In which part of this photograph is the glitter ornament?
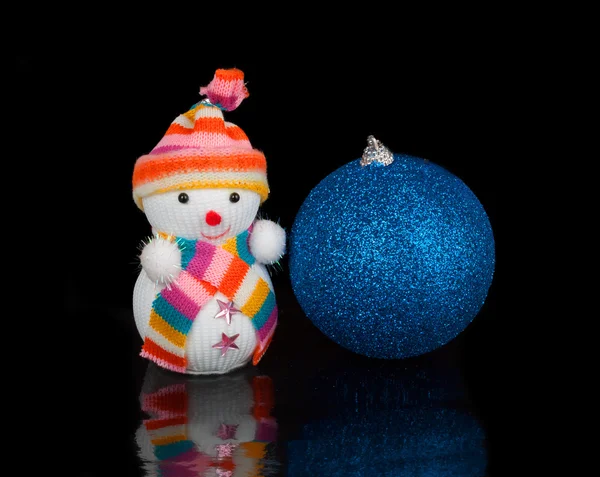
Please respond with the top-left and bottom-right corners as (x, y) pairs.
(289, 137), (495, 359)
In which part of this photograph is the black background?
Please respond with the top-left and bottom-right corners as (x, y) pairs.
(20, 19), (507, 476)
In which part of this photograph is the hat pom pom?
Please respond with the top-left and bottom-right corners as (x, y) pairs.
(199, 68), (249, 111)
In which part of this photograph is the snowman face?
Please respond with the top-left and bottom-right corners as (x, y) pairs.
(142, 188), (261, 242)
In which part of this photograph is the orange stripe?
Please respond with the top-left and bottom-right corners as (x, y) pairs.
(201, 279), (217, 296)
(253, 332), (275, 365)
(192, 117), (226, 133)
(133, 152), (266, 186)
(211, 459), (235, 471)
(164, 117), (228, 135)
(142, 338), (186, 369)
(164, 123), (193, 135)
(214, 68), (245, 81)
(219, 256), (250, 299)
(240, 441), (267, 458)
(225, 124), (249, 141)
(144, 416), (186, 430)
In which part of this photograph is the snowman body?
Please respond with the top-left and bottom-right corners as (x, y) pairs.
(133, 188), (282, 375)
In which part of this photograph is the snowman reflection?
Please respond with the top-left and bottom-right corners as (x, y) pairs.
(136, 364), (278, 477)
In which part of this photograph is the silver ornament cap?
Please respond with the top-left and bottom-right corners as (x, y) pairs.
(360, 135), (394, 167)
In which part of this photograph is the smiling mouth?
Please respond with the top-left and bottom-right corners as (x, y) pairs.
(201, 226), (231, 240)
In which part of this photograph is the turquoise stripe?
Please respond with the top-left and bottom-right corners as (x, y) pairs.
(176, 237), (197, 269)
(152, 295), (193, 335)
(236, 230), (255, 266)
(154, 440), (195, 460)
(253, 291), (276, 330)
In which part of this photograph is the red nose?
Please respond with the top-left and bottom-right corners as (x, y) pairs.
(205, 210), (222, 226)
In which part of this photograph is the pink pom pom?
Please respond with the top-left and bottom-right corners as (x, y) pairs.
(199, 68), (249, 111)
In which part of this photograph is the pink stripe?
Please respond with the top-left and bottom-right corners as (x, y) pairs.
(153, 132), (251, 150)
(140, 350), (186, 373)
(202, 247), (234, 288)
(258, 306), (278, 341)
(205, 92), (242, 112)
(161, 284), (201, 320)
(186, 242), (215, 280)
(176, 272), (213, 307)
(150, 145), (193, 154)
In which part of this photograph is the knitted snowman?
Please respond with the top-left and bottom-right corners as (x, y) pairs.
(132, 69), (285, 375)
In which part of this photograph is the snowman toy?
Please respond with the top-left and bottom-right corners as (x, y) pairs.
(132, 69), (286, 375)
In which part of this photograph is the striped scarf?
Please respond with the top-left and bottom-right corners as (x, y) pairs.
(141, 227), (278, 373)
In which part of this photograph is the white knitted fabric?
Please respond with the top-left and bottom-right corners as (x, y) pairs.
(142, 188), (261, 242)
(133, 188), (281, 375)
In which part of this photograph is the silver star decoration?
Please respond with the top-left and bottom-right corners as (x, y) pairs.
(360, 135), (394, 166)
(214, 299), (241, 325)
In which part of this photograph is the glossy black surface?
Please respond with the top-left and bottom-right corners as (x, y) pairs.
(35, 32), (505, 475)
(65, 268), (501, 476)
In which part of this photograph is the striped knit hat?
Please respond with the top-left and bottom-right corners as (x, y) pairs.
(133, 68), (268, 210)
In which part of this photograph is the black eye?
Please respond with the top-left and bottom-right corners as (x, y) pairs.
(178, 193), (189, 204)
(229, 192), (240, 203)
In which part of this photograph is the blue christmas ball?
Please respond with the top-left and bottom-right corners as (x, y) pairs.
(289, 151), (495, 359)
